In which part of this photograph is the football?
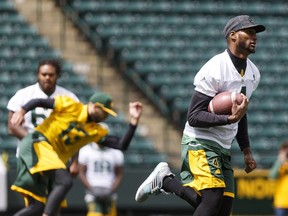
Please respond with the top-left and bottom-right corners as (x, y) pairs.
(208, 91), (243, 115)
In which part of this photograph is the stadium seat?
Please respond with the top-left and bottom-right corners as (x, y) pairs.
(61, 0), (288, 169)
(0, 0), (170, 171)
(0, 1), (15, 12)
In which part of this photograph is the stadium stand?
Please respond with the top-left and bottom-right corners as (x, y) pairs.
(58, 0), (288, 169)
(2, 0), (288, 215)
(0, 0), (166, 170)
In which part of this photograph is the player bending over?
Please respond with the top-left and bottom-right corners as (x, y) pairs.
(10, 92), (143, 216)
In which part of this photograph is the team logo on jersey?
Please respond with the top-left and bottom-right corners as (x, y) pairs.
(212, 158), (220, 168)
(215, 169), (221, 175)
(212, 158), (221, 175)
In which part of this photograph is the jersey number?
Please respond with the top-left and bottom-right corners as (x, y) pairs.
(59, 122), (88, 145)
(94, 160), (112, 174)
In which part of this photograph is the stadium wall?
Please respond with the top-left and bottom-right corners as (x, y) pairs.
(2, 167), (274, 215)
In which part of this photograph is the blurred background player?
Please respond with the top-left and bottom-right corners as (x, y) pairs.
(135, 15), (265, 216)
(269, 141), (288, 216)
(10, 92), (142, 216)
(6, 59), (79, 215)
(7, 58), (79, 157)
(78, 127), (124, 216)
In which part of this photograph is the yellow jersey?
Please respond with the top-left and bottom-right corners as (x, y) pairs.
(35, 96), (109, 163)
(273, 162), (288, 208)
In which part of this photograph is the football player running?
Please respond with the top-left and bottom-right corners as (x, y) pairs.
(135, 15), (265, 216)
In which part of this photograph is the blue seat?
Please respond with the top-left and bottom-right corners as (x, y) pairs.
(0, 1), (15, 12)
(62, 0), (288, 169)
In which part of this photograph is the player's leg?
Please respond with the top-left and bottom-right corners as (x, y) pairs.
(95, 195), (116, 216)
(11, 136), (48, 216)
(162, 174), (201, 208)
(192, 188), (224, 216)
(109, 199), (117, 216)
(181, 138), (228, 215)
(43, 169), (73, 216)
(216, 153), (235, 216)
(216, 195), (233, 216)
(84, 193), (114, 216)
(135, 136), (204, 208)
(135, 162), (172, 202)
(135, 162), (201, 208)
(13, 196), (45, 216)
(85, 200), (106, 216)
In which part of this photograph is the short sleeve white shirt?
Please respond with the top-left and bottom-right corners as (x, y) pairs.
(78, 143), (124, 188)
(7, 83), (79, 132)
(183, 50), (260, 149)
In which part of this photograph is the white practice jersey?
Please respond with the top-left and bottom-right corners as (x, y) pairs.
(7, 82), (79, 132)
(184, 50), (260, 149)
(78, 143), (124, 189)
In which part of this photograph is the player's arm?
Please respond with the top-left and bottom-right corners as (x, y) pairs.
(236, 114), (250, 150)
(269, 156), (283, 179)
(100, 124), (137, 150)
(78, 163), (91, 189)
(236, 115), (257, 173)
(10, 98), (54, 126)
(187, 90), (230, 127)
(7, 110), (28, 139)
(111, 164), (123, 193)
(69, 152), (80, 177)
(100, 101), (143, 150)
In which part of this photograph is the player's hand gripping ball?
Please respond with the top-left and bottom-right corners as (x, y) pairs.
(208, 92), (243, 115)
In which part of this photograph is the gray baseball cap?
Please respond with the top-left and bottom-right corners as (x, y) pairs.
(223, 15), (265, 38)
